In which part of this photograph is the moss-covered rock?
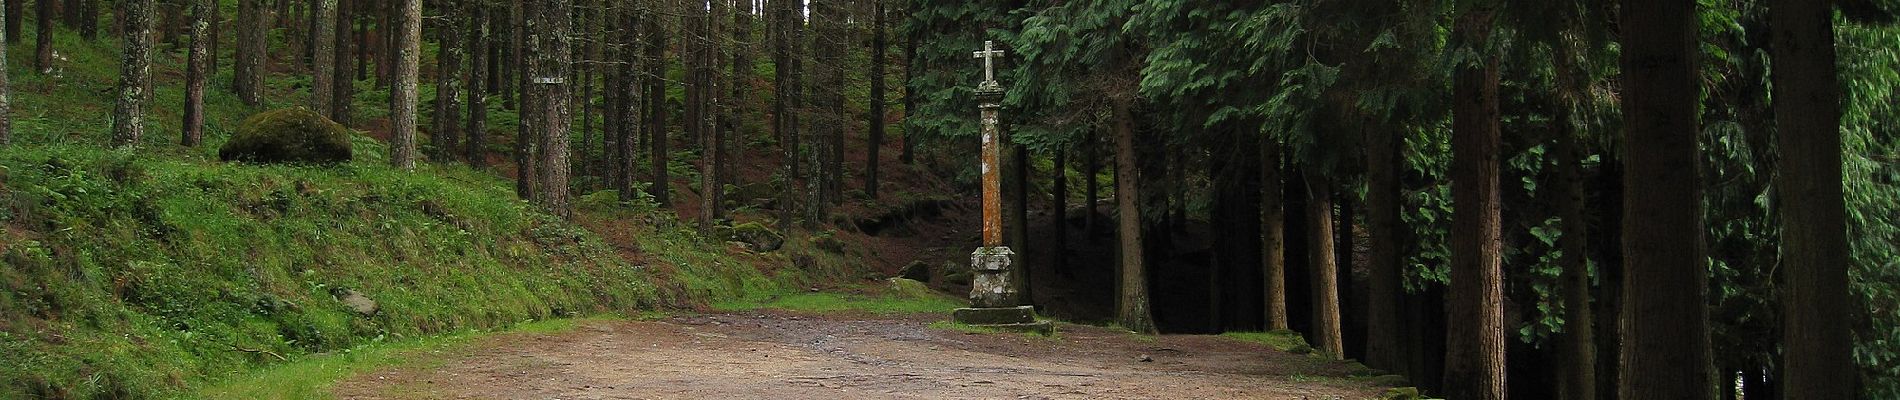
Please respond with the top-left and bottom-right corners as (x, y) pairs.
(720, 222), (785, 252)
(218, 108), (353, 164)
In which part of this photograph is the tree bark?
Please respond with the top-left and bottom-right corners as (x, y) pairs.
(644, 5), (667, 207)
(432, 0), (462, 162)
(1262, 140), (1287, 330)
(389, 0), (419, 169)
(111, 0), (154, 148)
(865, 0), (886, 199)
(1112, 99), (1157, 335)
(1619, 0), (1713, 398)
(183, 0), (210, 147)
(774, 0), (797, 228)
(529, 0), (572, 216)
(513, 0), (535, 199)
(1442, 9), (1506, 400)
(1052, 148), (1067, 275)
(332, 0), (352, 123)
(465, 2), (489, 166)
(1554, 106), (1597, 400)
(1364, 122), (1403, 373)
(313, 0), (336, 118)
(699, 0), (725, 233)
(0, 1), (11, 147)
(1769, 0), (1855, 397)
(34, 0), (51, 73)
(235, 0), (264, 107)
(5, 0), (20, 43)
(1306, 172), (1343, 359)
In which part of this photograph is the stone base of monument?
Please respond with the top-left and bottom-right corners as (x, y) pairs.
(952, 306), (1055, 335)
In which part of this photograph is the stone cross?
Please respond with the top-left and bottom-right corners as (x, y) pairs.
(952, 38), (1049, 334)
(973, 40), (1005, 83)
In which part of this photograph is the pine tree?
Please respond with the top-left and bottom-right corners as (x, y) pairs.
(529, 0), (573, 216)
(112, 0), (155, 148)
(1618, 0), (1714, 398)
(235, 0), (265, 106)
(433, 0), (463, 162)
(0, 1), (10, 147)
(389, 0), (420, 169)
(465, 1), (489, 166)
(182, 0), (211, 147)
(313, 0), (336, 118)
(33, 0), (51, 74)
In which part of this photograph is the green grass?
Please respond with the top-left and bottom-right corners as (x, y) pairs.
(193, 318), (593, 400)
(1221, 330), (1316, 353)
(0, 12), (862, 399)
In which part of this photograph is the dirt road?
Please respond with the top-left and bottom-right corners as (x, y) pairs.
(333, 313), (1398, 399)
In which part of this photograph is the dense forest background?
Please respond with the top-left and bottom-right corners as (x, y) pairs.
(0, 0), (1895, 399)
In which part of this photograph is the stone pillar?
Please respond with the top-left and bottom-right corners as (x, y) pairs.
(952, 42), (1049, 334)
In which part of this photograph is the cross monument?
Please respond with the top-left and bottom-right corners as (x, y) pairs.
(952, 39), (1052, 334)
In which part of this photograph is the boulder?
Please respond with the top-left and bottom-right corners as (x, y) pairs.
(720, 222), (785, 252)
(219, 108), (353, 164)
(333, 289), (379, 317)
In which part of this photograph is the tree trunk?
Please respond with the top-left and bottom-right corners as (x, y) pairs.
(577, 0), (596, 187)
(644, 4), (667, 206)
(79, 0), (94, 40)
(34, 0), (50, 73)
(5, 0), (19, 43)
(389, 0), (419, 169)
(0, 1), (10, 147)
(235, 0), (264, 106)
(899, 29), (914, 165)
(1364, 121), (1403, 373)
(1769, 0), (1854, 397)
(529, 0), (571, 216)
(1262, 140), (1287, 330)
(465, 2), (488, 166)
(1440, 8), (1507, 400)
(1619, 0), (1713, 398)
(1306, 172), (1343, 359)
(1052, 148), (1067, 275)
(332, 0), (353, 123)
(865, 0), (885, 199)
(182, 0), (210, 147)
(432, 0), (462, 162)
(774, 0), (797, 228)
(1113, 98), (1157, 335)
(699, 0), (724, 233)
(513, 0), (535, 199)
(1553, 106), (1597, 400)
(111, 0), (154, 148)
(312, 0), (335, 118)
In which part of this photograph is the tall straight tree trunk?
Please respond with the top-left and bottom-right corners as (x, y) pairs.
(614, 3), (638, 201)
(79, 0), (95, 40)
(332, 0), (353, 123)
(312, 0), (335, 117)
(6, 0), (20, 43)
(182, 0), (210, 147)
(433, 0), (463, 162)
(1262, 140), (1287, 330)
(1052, 148), (1067, 275)
(773, 0), (796, 228)
(645, 6), (668, 207)
(1307, 172), (1343, 359)
(111, 0), (154, 148)
(1441, 8), (1507, 400)
(1769, 0), (1854, 397)
(1112, 98), (1157, 335)
(899, 29), (914, 165)
(1619, 0), (1712, 398)
(465, 2), (488, 166)
(1554, 107), (1596, 400)
(388, 0), (419, 169)
(1364, 123), (1403, 373)
(0, 1), (11, 147)
(513, 0), (535, 199)
(528, 0), (571, 216)
(865, 0), (885, 199)
(235, 0), (264, 106)
(33, 0), (51, 73)
(699, 0), (724, 233)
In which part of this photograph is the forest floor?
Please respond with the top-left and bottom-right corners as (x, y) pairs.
(329, 311), (1395, 399)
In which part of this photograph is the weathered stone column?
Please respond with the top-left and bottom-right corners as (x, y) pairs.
(953, 41), (1049, 334)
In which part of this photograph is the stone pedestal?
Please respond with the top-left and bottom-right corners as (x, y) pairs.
(953, 246), (1054, 334)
